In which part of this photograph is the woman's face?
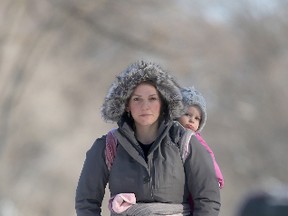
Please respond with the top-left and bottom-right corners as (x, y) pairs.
(178, 105), (201, 132)
(127, 83), (162, 128)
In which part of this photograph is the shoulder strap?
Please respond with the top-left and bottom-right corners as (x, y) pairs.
(179, 129), (194, 163)
(105, 129), (118, 171)
(105, 128), (194, 170)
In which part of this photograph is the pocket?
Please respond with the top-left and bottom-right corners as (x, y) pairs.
(153, 144), (185, 189)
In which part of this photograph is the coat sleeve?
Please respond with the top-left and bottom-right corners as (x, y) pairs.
(185, 135), (221, 216)
(195, 133), (224, 189)
(75, 136), (109, 216)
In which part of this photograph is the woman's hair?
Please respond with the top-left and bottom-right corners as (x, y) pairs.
(101, 60), (183, 123)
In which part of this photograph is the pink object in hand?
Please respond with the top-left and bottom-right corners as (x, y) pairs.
(108, 193), (136, 213)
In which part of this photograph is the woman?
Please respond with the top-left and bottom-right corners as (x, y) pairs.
(75, 60), (221, 216)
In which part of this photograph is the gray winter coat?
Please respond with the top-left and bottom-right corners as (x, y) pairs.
(75, 120), (221, 216)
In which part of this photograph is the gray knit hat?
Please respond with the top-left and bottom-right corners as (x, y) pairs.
(101, 60), (184, 123)
(181, 86), (207, 132)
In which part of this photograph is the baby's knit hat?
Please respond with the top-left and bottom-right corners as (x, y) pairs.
(101, 60), (184, 123)
(181, 87), (207, 132)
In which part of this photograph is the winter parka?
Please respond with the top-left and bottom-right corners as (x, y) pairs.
(75, 119), (221, 216)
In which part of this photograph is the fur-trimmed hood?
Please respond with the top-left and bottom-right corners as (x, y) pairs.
(181, 87), (207, 132)
(101, 60), (184, 123)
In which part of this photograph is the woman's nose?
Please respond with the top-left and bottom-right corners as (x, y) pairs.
(141, 100), (150, 109)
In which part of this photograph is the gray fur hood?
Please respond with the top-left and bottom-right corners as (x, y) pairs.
(101, 60), (184, 123)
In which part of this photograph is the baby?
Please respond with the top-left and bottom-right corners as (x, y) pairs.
(177, 87), (224, 188)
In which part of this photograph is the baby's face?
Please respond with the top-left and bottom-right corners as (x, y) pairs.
(178, 105), (201, 132)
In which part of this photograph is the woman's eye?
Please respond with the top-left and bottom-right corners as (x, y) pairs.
(150, 97), (158, 101)
(133, 98), (139, 101)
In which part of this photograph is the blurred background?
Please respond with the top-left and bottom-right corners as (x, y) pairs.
(0, 0), (288, 215)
